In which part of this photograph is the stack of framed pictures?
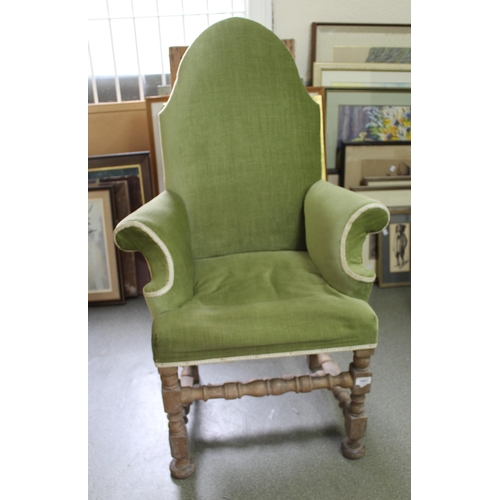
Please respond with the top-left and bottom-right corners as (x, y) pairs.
(310, 23), (411, 181)
(310, 23), (411, 286)
(340, 141), (411, 286)
(327, 90), (411, 176)
(88, 152), (154, 304)
(330, 100), (411, 286)
(310, 22), (411, 86)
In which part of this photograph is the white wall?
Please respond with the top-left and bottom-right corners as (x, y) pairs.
(272, 0), (411, 84)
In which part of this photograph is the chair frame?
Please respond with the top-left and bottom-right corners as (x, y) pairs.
(159, 349), (375, 479)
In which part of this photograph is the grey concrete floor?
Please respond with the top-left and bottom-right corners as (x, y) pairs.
(88, 285), (410, 500)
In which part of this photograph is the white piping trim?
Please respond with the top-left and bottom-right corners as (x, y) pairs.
(114, 221), (174, 297)
(154, 344), (377, 367)
(340, 203), (390, 283)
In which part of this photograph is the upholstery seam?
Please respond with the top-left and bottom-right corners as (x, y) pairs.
(154, 344), (378, 367)
(114, 220), (174, 297)
(340, 203), (390, 283)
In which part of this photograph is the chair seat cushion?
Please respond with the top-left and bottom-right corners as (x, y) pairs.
(152, 251), (378, 365)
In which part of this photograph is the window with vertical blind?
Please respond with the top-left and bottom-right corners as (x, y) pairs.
(88, 0), (248, 104)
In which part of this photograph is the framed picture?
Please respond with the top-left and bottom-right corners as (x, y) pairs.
(351, 185), (411, 207)
(88, 152), (154, 207)
(88, 152), (153, 294)
(361, 232), (379, 275)
(88, 186), (125, 305)
(312, 62), (410, 88)
(362, 175), (410, 187)
(88, 179), (138, 298)
(325, 87), (410, 173)
(377, 208), (411, 287)
(310, 23), (411, 78)
(339, 141), (411, 188)
(146, 95), (170, 194)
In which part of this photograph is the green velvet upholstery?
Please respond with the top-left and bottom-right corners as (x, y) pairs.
(160, 17), (322, 259)
(114, 190), (194, 319)
(152, 251), (379, 366)
(305, 181), (390, 302)
(113, 18), (390, 367)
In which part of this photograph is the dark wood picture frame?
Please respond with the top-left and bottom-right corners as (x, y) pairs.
(88, 185), (125, 305)
(339, 140), (411, 188)
(88, 152), (154, 294)
(377, 207), (411, 287)
(88, 151), (155, 203)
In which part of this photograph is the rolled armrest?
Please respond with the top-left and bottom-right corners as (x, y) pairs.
(304, 180), (390, 301)
(114, 190), (194, 318)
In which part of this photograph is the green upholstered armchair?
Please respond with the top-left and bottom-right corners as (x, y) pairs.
(114, 18), (389, 479)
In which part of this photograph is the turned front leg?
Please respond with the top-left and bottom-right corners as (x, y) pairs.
(158, 367), (195, 479)
(341, 349), (374, 459)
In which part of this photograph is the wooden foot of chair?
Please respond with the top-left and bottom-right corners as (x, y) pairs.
(341, 437), (366, 459)
(159, 367), (195, 479)
(341, 349), (374, 460)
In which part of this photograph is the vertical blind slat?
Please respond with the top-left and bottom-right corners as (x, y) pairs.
(88, 2), (246, 103)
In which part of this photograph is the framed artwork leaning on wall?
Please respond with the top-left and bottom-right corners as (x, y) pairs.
(88, 185), (125, 305)
(377, 207), (411, 287)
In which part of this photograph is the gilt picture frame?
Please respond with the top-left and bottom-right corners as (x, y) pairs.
(306, 86), (327, 181)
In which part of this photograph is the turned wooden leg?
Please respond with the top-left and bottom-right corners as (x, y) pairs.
(341, 349), (374, 460)
(308, 353), (341, 375)
(158, 367), (195, 479)
(180, 365), (199, 420)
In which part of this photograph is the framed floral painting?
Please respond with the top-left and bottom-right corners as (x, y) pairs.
(325, 87), (410, 173)
(337, 105), (410, 145)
